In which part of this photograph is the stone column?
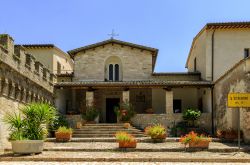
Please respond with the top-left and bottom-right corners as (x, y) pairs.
(16, 85), (22, 101)
(122, 90), (130, 103)
(22, 88), (27, 103)
(9, 82), (15, 99)
(165, 89), (173, 114)
(32, 93), (37, 102)
(27, 91), (32, 103)
(86, 91), (94, 106)
(2, 78), (9, 97)
(37, 95), (41, 102)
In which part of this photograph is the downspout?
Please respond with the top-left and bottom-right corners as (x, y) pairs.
(211, 86), (214, 135)
(211, 29), (216, 135)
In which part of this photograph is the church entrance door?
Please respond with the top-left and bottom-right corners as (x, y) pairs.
(106, 98), (119, 123)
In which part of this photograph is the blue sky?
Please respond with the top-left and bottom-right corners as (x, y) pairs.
(1, 0), (250, 72)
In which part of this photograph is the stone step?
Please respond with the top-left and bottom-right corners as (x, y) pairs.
(73, 128), (141, 132)
(46, 137), (221, 143)
(73, 131), (143, 134)
(84, 124), (125, 126)
(72, 134), (147, 138)
(2, 151), (250, 163)
(79, 126), (130, 129)
(46, 137), (150, 142)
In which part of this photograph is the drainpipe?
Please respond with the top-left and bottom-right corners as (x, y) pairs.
(211, 29), (216, 81)
(211, 86), (214, 135)
(211, 29), (216, 135)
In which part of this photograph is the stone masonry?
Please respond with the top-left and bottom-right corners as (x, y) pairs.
(73, 43), (153, 81)
(0, 34), (55, 153)
(214, 57), (250, 143)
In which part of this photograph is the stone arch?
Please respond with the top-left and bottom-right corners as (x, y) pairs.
(104, 56), (123, 81)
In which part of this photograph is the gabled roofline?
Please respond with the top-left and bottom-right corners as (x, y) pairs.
(68, 39), (158, 56)
(185, 21), (250, 68)
(68, 38), (159, 71)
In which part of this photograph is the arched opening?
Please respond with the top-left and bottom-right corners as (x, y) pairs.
(105, 56), (122, 81)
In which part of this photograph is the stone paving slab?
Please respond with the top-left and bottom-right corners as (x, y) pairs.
(0, 151), (250, 162)
(0, 162), (249, 165)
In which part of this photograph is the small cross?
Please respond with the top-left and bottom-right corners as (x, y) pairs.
(108, 29), (119, 39)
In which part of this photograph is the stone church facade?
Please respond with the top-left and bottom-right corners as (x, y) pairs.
(55, 39), (213, 131)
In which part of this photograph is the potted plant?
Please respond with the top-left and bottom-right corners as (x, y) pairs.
(124, 123), (131, 129)
(183, 109), (201, 127)
(224, 128), (238, 140)
(55, 126), (73, 142)
(179, 131), (211, 149)
(82, 104), (99, 124)
(4, 103), (56, 154)
(115, 132), (137, 148)
(145, 108), (154, 114)
(114, 101), (135, 123)
(48, 114), (69, 137)
(145, 124), (167, 142)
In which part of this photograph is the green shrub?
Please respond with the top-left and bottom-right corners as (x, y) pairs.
(183, 108), (201, 127)
(82, 104), (99, 121)
(114, 101), (135, 122)
(115, 132), (135, 142)
(145, 124), (166, 138)
(4, 103), (57, 140)
(49, 114), (69, 132)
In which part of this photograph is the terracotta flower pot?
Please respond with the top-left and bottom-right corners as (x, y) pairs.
(118, 141), (137, 148)
(151, 134), (166, 143)
(76, 122), (82, 129)
(224, 132), (237, 140)
(55, 132), (72, 142)
(189, 141), (210, 149)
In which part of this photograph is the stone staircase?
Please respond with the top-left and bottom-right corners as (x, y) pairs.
(73, 123), (147, 138)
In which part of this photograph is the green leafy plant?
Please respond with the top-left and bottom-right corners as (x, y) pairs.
(114, 101), (135, 122)
(49, 114), (69, 132)
(145, 124), (166, 139)
(115, 132), (136, 142)
(82, 104), (99, 121)
(4, 103), (57, 140)
(56, 126), (72, 134)
(183, 108), (201, 127)
(179, 131), (211, 146)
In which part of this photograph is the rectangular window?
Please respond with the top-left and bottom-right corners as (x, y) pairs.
(194, 58), (197, 72)
(173, 99), (182, 113)
(244, 48), (249, 58)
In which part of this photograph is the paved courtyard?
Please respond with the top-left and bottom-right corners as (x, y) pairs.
(1, 141), (250, 163)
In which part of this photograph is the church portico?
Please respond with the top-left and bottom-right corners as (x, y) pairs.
(55, 80), (212, 131)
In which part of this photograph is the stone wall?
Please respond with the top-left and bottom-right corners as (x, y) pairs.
(73, 43), (153, 81)
(214, 57), (250, 143)
(0, 34), (54, 153)
(131, 113), (211, 132)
